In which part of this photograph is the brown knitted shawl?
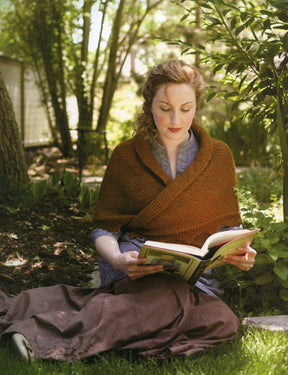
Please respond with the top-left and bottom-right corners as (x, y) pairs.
(93, 122), (241, 247)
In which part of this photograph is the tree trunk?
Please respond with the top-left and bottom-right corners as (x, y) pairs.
(96, 0), (126, 133)
(276, 81), (288, 223)
(96, 0), (164, 135)
(35, 0), (72, 157)
(0, 73), (29, 184)
(75, 0), (94, 132)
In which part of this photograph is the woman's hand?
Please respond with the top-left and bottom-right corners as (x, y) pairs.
(113, 251), (164, 280)
(95, 236), (163, 280)
(222, 246), (257, 271)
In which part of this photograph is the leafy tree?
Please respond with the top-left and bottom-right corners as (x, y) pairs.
(1, 0), (73, 156)
(0, 72), (28, 184)
(178, 0), (288, 223)
(96, 0), (165, 134)
(0, 0), (166, 159)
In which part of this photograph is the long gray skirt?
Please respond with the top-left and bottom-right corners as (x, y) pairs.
(0, 274), (239, 362)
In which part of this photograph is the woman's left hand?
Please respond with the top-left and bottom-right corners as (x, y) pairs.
(222, 246), (257, 271)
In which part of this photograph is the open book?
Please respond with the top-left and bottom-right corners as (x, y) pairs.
(138, 228), (259, 284)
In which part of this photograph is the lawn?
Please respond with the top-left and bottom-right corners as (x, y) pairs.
(0, 328), (287, 375)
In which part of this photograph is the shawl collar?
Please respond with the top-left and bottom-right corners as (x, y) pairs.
(130, 123), (213, 229)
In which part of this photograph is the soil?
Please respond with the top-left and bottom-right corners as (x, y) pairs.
(0, 147), (99, 296)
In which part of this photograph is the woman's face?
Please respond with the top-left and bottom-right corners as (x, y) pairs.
(151, 83), (197, 147)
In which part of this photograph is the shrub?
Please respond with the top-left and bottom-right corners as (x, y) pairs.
(237, 167), (283, 203)
(221, 188), (287, 315)
(0, 171), (99, 215)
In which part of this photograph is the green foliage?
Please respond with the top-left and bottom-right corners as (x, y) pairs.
(32, 180), (48, 200)
(0, 174), (33, 210)
(237, 167), (283, 203)
(0, 0), (174, 160)
(221, 186), (288, 315)
(79, 183), (100, 210)
(208, 108), (281, 167)
(0, 171), (99, 214)
(178, 0), (288, 221)
(173, 1), (288, 311)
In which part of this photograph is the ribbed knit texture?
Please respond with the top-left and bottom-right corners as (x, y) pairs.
(93, 122), (241, 247)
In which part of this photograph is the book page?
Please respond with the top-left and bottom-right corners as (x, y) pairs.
(201, 229), (257, 253)
(142, 240), (203, 257)
(139, 246), (201, 280)
(143, 229), (259, 258)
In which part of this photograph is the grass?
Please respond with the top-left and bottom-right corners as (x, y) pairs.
(1, 328), (287, 375)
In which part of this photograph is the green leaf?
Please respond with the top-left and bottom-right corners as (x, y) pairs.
(238, 74), (248, 91)
(224, 92), (239, 99)
(277, 12), (288, 23)
(196, 43), (206, 50)
(230, 17), (237, 30)
(266, 234), (281, 245)
(206, 92), (217, 102)
(263, 18), (271, 30)
(279, 288), (288, 301)
(270, 222), (288, 231)
(63, 171), (79, 196)
(282, 32), (288, 52)
(205, 15), (222, 25)
(254, 273), (273, 285)
(274, 264), (288, 280)
(213, 64), (224, 74)
(79, 184), (90, 209)
(240, 12), (248, 22)
(279, 278), (288, 288)
(277, 251), (288, 258)
(52, 171), (62, 186)
(268, 251), (279, 262)
(255, 253), (274, 265)
(235, 24), (246, 35)
(32, 180), (48, 200)
(180, 13), (190, 22)
(196, 2), (212, 9)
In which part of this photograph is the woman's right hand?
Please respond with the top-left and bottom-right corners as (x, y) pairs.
(95, 236), (163, 280)
(113, 251), (164, 280)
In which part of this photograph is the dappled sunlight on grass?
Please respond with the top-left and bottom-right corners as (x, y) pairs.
(0, 329), (287, 375)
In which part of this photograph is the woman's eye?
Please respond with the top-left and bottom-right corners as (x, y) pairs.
(160, 107), (170, 112)
(181, 108), (190, 112)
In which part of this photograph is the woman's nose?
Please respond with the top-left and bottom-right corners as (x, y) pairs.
(171, 111), (180, 125)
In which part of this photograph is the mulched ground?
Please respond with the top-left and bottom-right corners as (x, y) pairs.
(0, 147), (98, 296)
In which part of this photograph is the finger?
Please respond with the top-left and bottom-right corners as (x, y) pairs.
(223, 255), (255, 271)
(128, 265), (163, 279)
(238, 246), (257, 257)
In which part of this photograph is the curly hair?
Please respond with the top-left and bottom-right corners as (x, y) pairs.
(135, 60), (205, 140)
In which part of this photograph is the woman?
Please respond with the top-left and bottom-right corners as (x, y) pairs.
(0, 60), (256, 362)
(92, 60), (255, 287)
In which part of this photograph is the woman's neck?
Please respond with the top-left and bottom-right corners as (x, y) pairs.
(158, 131), (190, 151)
(162, 132), (190, 178)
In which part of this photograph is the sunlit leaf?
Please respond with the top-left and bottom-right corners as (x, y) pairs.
(206, 92), (217, 102)
(274, 264), (288, 280)
(205, 15), (222, 25)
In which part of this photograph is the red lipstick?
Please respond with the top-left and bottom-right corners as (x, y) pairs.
(169, 128), (181, 133)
